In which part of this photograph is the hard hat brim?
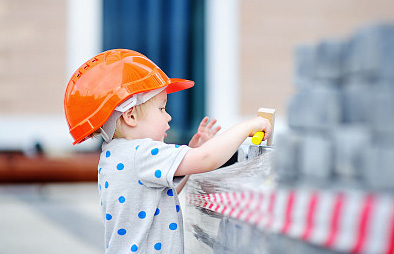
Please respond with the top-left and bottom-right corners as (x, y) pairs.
(167, 78), (194, 94)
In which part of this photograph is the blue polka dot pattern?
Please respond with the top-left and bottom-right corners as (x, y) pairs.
(99, 184), (101, 190)
(131, 244), (138, 252)
(105, 181), (109, 188)
(98, 168), (102, 174)
(167, 189), (173, 196)
(106, 151), (111, 157)
(135, 145), (140, 150)
(117, 229), (126, 235)
(155, 170), (161, 178)
(117, 163), (124, 170)
(169, 223), (177, 230)
(106, 214), (112, 220)
(175, 144), (180, 148)
(119, 196), (125, 203)
(138, 180), (144, 185)
(138, 211), (146, 219)
(154, 208), (160, 216)
(154, 242), (162, 250)
(151, 148), (159, 155)
(176, 205), (180, 212)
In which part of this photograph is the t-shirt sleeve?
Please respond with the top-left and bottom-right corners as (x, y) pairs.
(134, 140), (191, 188)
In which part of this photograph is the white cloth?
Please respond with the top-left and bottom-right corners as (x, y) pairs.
(101, 87), (167, 142)
(98, 138), (190, 254)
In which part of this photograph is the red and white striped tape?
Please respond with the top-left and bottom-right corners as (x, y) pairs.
(187, 188), (394, 254)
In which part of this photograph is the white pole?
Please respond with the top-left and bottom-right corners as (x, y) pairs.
(66, 0), (102, 80)
(205, 0), (240, 130)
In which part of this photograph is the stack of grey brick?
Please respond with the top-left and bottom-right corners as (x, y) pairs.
(186, 23), (394, 254)
(270, 23), (394, 254)
(276, 22), (394, 192)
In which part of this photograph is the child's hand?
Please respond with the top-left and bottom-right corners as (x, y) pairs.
(189, 117), (221, 148)
(249, 117), (272, 141)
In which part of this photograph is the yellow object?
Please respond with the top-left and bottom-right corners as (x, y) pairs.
(253, 108), (276, 146)
(252, 131), (265, 145)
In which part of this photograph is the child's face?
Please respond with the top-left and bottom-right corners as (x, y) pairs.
(137, 90), (172, 142)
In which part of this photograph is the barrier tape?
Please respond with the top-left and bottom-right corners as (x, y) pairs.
(187, 188), (394, 254)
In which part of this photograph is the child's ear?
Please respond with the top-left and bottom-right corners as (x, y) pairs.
(122, 108), (137, 127)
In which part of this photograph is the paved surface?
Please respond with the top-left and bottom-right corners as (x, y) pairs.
(0, 183), (103, 254)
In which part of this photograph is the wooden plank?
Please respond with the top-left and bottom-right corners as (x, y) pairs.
(257, 108), (276, 146)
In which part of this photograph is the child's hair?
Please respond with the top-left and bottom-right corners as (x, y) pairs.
(91, 96), (156, 140)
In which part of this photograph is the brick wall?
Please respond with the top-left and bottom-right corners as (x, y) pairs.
(0, 0), (66, 115)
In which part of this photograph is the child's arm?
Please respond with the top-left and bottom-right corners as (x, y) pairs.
(175, 117), (271, 176)
(176, 117), (221, 194)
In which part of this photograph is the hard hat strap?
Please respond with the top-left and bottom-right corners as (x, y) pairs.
(100, 87), (167, 142)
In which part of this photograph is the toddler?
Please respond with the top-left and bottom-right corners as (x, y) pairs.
(64, 49), (271, 253)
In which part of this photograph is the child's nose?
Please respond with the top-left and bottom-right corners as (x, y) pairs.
(166, 112), (172, 122)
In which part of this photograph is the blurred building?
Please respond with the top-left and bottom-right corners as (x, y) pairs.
(1, 0), (394, 160)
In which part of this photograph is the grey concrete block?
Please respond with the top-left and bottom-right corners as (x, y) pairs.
(301, 243), (339, 254)
(313, 39), (346, 80)
(372, 129), (394, 148)
(288, 87), (342, 130)
(294, 41), (346, 89)
(269, 235), (340, 254)
(300, 134), (333, 183)
(341, 82), (372, 124)
(364, 145), (394, 190)
(212, 218), (271, 254)
(294, 44), (316, 89)
(268, 234), (299, 254)
(248, 145), (274, 159)
(346, 23), (394, 79)
(268, 235), (339, 254)
(339, 83), (394, 127)
(274, 132), (302, 185)
(369, 88), (394, 132)
(334, 126), (371, 184)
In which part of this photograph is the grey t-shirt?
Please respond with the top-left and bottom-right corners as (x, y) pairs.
(98, 138), (191, 253)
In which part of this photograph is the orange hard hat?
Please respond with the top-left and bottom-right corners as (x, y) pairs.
(64, 49), (194, 144)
